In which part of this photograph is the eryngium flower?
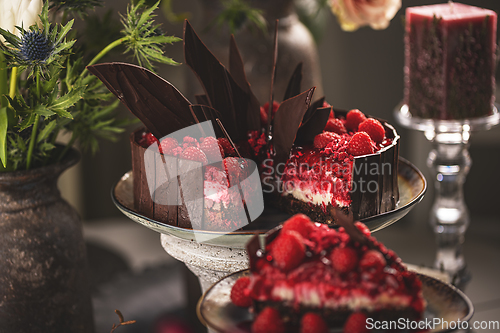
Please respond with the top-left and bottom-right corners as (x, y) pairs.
(19, 29), (53, 62)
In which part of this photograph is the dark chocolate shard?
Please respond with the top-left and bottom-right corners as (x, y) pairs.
(246, 233), (262, 272)
(295, 106), (330, 145)
(189, 104), (223, 138)
(194, 94), (209, 106)
(302, 97), (325, 124)
(184, 20), (250, 142)
(229, 35), (261, 131)
(265, 20), (280, 139)
(87, 62), (195, 139)
(283, 62), (303, 101)
(272, 87), (316, 169)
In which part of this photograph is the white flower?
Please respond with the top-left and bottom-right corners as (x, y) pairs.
(330, 0), (401, 32)
(0, 0), (43, 41)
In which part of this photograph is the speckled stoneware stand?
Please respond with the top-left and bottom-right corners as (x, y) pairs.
(160, 233), (249, 293)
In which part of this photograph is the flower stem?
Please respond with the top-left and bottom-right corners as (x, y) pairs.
(0, 53), (7, 108)
(26, 71), (42, 170)
(81, 37), (128, 78)
(9, 67), (18, 98)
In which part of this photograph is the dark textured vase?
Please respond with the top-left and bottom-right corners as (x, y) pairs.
(189, 0), (323, 103)
(0, 149), (94, 333)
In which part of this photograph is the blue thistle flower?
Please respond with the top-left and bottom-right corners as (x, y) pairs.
(19, 30), (53, 63)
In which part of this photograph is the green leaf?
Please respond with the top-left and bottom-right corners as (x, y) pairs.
(37, 119), (57, 143)
(0, 107), (7, 167)
(48, 87), (85, 118)
(33, 105), (56, 117)
(55, 19), (75, 46)
(17, 113), (36, 131)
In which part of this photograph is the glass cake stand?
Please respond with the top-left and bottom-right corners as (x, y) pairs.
(395, 103), (500, 288)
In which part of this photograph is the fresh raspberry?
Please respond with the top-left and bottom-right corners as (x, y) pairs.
(180, 146), (208, 164)
(182, 136), (199, 149)
(300, 313), (328, 333)
(314, 132), (341, 149)
(324, 118), (347, 134)
(159, 137), (178, 155)
(354, 222), (371, 237)
(223, 157), (247, 186)
(260, 101), (280, 126)
(282, 214), (314, 239)
(141, 132), (159, 147)
(347, 132), (375, 156)
(331, 247), (359, 273)
(358, 118), (385, 143)
(230, 277), (252, 307)
(345, 109), (367, 131)
(252, 307), (285, 333)
(200, 136), (224, 162)
(343, 312), (369, 333)
(359, 250), (386, 272)
(260, 106), (268, 127)
(271, 231), (306, 272)
(218, 138), (235, 156)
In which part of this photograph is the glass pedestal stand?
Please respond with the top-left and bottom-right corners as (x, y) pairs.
(395, 104), (500, 288)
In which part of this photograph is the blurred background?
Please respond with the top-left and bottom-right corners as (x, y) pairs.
(57, 0), (500, 332)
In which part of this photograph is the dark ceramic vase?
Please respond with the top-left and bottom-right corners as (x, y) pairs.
(0, 149), (94, 333)
(190, 0), (323, 103)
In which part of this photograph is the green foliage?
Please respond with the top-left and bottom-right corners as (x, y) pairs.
(0, 0), (180, 170)
(208, 0), (267, 35)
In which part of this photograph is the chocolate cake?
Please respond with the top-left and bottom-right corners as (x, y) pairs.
(89, 20), (400, 231)
(232, 214), (425, 331)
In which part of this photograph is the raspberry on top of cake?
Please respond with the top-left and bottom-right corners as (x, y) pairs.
(231, 214), (425, 333)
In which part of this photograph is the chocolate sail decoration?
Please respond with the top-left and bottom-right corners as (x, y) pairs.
(295, 105), (330, 145)
(184, 20), (250, 142)
(283, 62), (303, 101)
(194, 94), (209, 106)
(229, 35), (261, 131)
(272, 87), (316, 169)
(302, 96), (325, 124)
(265, 20), (280, 140)
(87, 62), (195, 139)
(189, 104), (224, 138)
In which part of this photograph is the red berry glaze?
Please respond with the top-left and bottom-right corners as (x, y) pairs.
(252, 307), (285, 333)
(281, 214), (314, 239)
(314, 132), (341, 149)
(358, 118), (385, 143)
(331, 247), (359, 273)
(271, 231), (306, 272)
(343, 312), (369, 333)
(200, 136), (224, 162)
(180, 146), (208, 164)
(230, 277), (252, 307)
(324, 118), (347, 134)
(345, 109), (367, 131)
(300, 313), (328, 333)
(347, 132), (375, 156)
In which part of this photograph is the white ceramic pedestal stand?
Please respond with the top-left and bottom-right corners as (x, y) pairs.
(160, 233), (248, 293)
(160, 233), (249, 333)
